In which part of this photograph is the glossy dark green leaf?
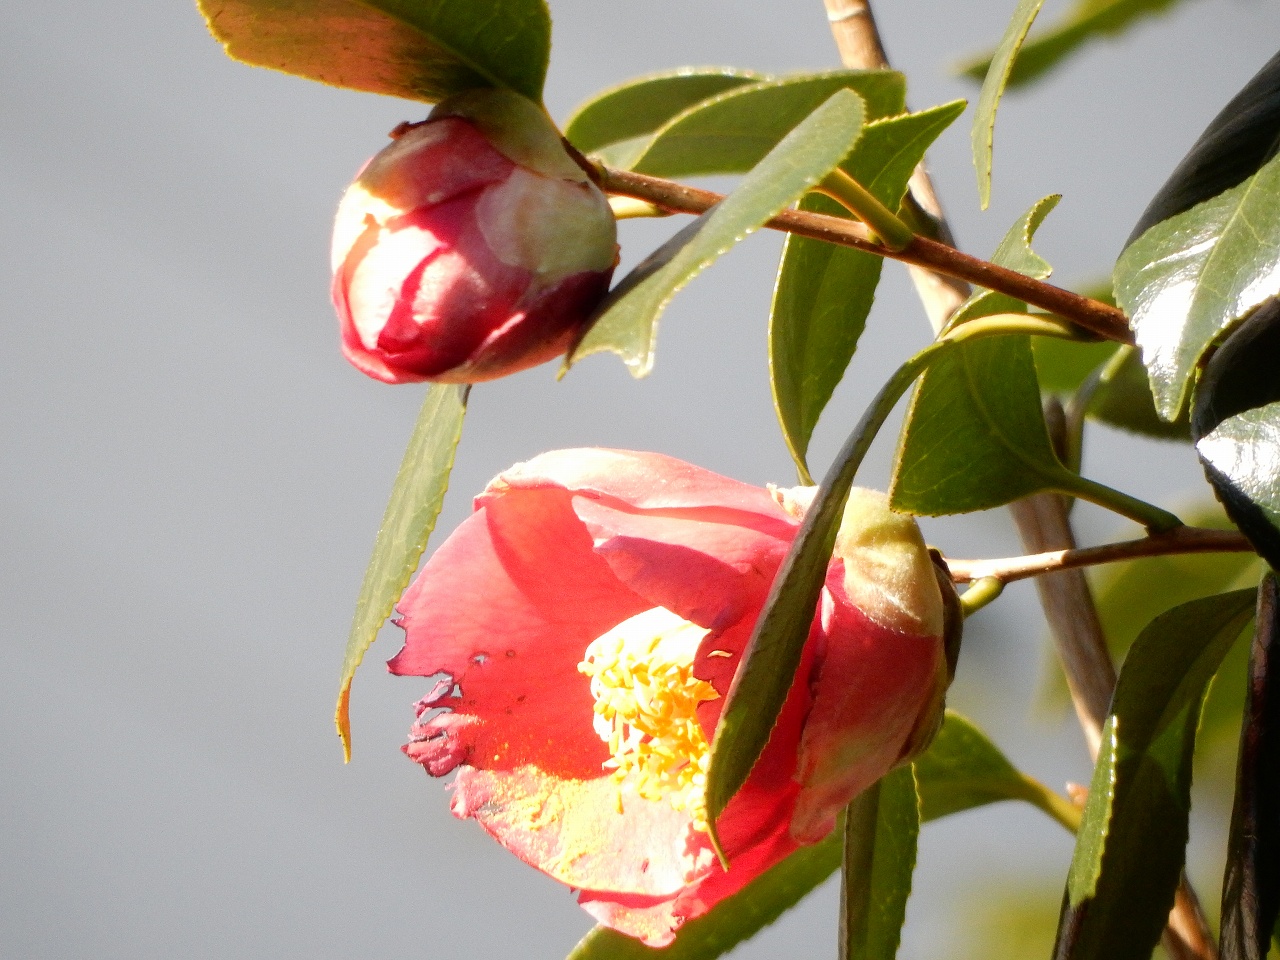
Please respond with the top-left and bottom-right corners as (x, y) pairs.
(335, 384), (467, 759)
(568, 829), (844, 960)
(892, 197), (1070, 515)
(564, 69), (763, 168)
(841, 766), (919, 960)
(1221, 576), (1280, 960)
(626, 70), (903, 177)
(959, 0), (1191, 90)
(771, 101), (967, 477)
(1192, 298), (1280, 568)
(1056, 588), (1258, 960)
(1129, 49), (1280, 244)
(1114, 152), (1280, 420)
(1197, 402), (1280, 570)
(198, 0), (551, 103)
(569, 89), (865, 377)
(971, 0), (1048, 209)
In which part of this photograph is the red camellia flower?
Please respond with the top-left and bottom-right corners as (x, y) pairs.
(389, 449), (949, 945)
(331, 90), (618, 384)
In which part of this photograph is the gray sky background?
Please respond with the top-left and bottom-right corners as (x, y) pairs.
(4, 1), (1278, 958)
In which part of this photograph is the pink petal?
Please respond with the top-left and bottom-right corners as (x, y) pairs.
(389, 486), (649, 778)
(790, 568), (945, 843)
(485, 449), (798, 521)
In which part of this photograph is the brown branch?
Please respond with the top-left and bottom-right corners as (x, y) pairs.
(595, 164), (1134, 345)
(822, 0), (970, 331)
(946, 528), (1253, 584)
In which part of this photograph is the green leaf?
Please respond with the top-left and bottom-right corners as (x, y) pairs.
(1128, 49), (1280, 244)
(1056, 588), (1258, 960)
(568, 89), (866, 378)
(971, 0), (1048, 209)
(841, 766), (920, 960)
(915, 711), (1077, 828)
(1220, 576), (1280, 960)
(959, 0), (1192, 90)
(335, 384), (467, 760)
(626, 70), (903, 178)
(890, 334), (1068, 515)
(1114, 152), (1280, 420)
(564, 68), (763, 168)
(1031, 337), (1117, 394)
(197, 0), (551, 104)
(771, 101), (967, 477)
(892, 196), (1072, 515)
(1197, 401), (1280, 570)
(1087, 349), (1192, 440)
(567, 822), (844, 960)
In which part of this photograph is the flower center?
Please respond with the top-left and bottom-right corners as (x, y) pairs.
(578, 607), (719, 832)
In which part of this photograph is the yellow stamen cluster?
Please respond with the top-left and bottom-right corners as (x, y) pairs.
(578, 607), (719, 832)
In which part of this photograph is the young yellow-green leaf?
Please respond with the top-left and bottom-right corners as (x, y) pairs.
(1220, 576), (1280, 960)
(198, 0), (551, 104)
(841, 766), (920, 960)
(1115, 152), (1280, 420)
(971, 0), (1048, 209)
(335, 384), (467, 760)
(891, 195), (1074, 515)
(568, 89), (866, 377)
(1056, 588), (1258, 960)
(958, 0), (1191, 90)
(569, 711), (1067, 960)
(625, 70), (903, 178)
(564, 68), (763, 168)
(771, 101), (967, 478)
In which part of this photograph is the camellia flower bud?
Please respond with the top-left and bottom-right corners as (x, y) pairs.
(388, 449), (951, 946)
(331, 90), (618, 383)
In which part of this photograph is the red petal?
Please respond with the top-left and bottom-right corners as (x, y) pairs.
(485, 449), (798, 521)
(389, 486), (649, 778)
(790, 569), (945, 843)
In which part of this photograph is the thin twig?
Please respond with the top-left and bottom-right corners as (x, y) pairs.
(1009, 412), (1218, 960)
(594, 165), (1134, 344)
(946, 528), (1253, 584)
(822, 0), (970, 331)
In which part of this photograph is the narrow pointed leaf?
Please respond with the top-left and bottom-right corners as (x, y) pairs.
(335, 384), (467, 759)
(626, 70), (903, 177)
(564, 68), (763, 168)
(569, 89), (866, 377)
(891, 196), (1070, 516)
(1221, 576), (1280, 960)
(1055, 588), (1258, 960)
(971, 0), (1048, 209)
(570, 712), (1068, 960)
(841, 766), (920, 960)
(959, 0), (1194, 90)
(197, 0), (551, 103)
(771, 101), (967, 476)
(1114, 152), (1280, 420)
